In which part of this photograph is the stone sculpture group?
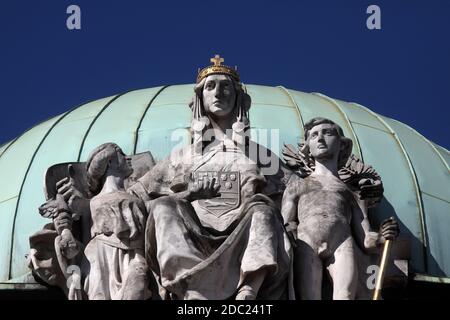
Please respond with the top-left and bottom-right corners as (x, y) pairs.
(28, 55), (399, 300)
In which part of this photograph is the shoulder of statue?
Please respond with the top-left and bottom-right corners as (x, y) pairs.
(284, 171), (306, 193)
(281, 143), (314, 177)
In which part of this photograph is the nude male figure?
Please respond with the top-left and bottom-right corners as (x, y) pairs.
(281, 117), (399, 300)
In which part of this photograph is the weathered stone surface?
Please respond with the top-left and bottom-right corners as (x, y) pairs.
(28, 57), (402, 300)
(281, 117), (400, 300)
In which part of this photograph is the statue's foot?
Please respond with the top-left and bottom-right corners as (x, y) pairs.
(236, 287), (257, 300)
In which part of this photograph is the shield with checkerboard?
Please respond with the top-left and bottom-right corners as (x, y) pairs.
(195, 171), (241, 217)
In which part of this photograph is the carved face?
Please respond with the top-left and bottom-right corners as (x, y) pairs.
(202, 74), (236, 119)
(110, 149), (133, 179)
(307, 123), (341, 160)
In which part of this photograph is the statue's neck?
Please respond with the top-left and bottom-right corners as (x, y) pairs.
(313, 158), (339, 177)
(100, 174), (125, 194)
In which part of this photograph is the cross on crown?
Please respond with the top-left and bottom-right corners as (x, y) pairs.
(196, 54), (240, 83)
(210, 54), (224, 66)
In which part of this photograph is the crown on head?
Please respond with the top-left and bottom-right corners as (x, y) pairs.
(196, 54), (240, 83)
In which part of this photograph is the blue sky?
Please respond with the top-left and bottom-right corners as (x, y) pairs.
(0, 0), (449, 149)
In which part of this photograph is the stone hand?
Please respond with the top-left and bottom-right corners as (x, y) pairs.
(379, 217), (400, 242)
(53, 210), (73, 235)
(39, 194), (70, 219)
(188, 177), (221, 201)
(56, 174), (88, 214)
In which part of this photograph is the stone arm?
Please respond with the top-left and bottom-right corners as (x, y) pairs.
(351, 192), (400, 255)
(281, 178), (300, 239)
(350, 195), (381, 255)
(33, 193), (84, 299)
(129, 158), (220, 204)
(56, 175), (91, 218)
(170, 179), (220, 202)
(39, 189), (84, 258)
(54, 176), (92, 245)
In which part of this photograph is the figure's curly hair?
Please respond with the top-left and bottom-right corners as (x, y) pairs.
(85, 142), (122, 195)
(301, 117), (353, 169)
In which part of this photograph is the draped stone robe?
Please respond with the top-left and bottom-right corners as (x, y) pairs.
(83, 191), (150, 300)
(132, 139), (293, 300)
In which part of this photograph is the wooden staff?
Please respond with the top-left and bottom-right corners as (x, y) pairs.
(372, 239), (392, 300)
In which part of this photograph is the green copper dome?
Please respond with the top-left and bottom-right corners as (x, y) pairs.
(0, 84), (449, 288)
